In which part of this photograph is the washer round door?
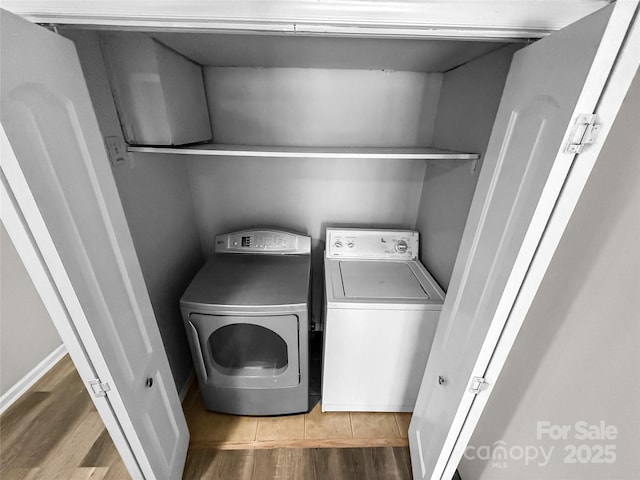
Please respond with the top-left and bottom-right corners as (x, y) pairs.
(187, 314), (300, 388)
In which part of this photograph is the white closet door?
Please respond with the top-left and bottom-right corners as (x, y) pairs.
(409, 2), (638, 480)
(0, 10), (189, 479)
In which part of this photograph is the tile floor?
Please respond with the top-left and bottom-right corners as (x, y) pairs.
(184, 332), (412, 450)
(185, 386), (412, 449)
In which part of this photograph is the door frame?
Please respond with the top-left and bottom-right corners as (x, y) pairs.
(1, 4), (637, 480)
(0, 126), (144, 479)
(437, 9), (640, 480)
(0, 0), (607, 40)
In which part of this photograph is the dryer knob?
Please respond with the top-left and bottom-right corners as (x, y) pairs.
(395, 240), (408, 253)
(334, 240), (343, 248)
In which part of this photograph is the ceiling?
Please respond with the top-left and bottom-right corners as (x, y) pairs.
(150, 32), (511, 72)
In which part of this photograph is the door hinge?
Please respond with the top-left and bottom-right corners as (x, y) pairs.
(564, 114), (601, 154)
(469, 376), (490, 395)
(88, 379), (111, 398)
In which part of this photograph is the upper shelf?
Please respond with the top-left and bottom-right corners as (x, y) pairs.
(127, 144), (480, 160)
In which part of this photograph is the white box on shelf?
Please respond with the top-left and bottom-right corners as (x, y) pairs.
(101, 33), (212, 146)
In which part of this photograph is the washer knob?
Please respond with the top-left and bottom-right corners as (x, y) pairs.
(395, 240), (409, 253)
(334, 240), (343, 248)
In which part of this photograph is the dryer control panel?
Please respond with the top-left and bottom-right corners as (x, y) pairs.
(326, 228), (419, 260)
(216, 228), (311, 254)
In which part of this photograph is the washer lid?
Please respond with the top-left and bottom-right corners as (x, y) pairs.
(339, 261), (429, 299)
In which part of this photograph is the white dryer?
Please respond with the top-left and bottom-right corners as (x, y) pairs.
(322, 228), (444, 412)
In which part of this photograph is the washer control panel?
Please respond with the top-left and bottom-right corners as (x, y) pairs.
(216, 229), (311, 254)
(326, 228), (419, 260)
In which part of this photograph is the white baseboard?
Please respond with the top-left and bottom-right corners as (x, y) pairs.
(0, 344), (67, 415)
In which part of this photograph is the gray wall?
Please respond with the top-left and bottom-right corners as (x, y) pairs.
(458, 70), (640, 479)
(204, 67), (441, 147)
(188, 155), (428, 327)
(416, 45), (519, 289)
(63, 30), (203, 394)
(188, 156), (428, 255)
(192, 66), (443, 255)
(0, 223), (62, 396)
(189, 66), (443, 326)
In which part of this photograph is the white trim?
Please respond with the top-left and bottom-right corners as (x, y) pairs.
(1, 0), (608, 40)
(0, 344), (67, 414)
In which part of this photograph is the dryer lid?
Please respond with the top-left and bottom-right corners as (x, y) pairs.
(181, 254), (310, 308)
(339, 261), (429, 299)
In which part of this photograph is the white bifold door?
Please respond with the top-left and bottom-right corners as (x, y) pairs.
(0, 10), (189, 480)
(409, 2), (639, 480)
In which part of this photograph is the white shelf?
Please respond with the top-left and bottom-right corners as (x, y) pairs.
(127, 144), (480, 160)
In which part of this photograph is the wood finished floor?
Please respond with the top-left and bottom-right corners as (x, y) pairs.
(0, 355), (413, 479)
(184, 446), (412, 479)
(0, 355), (129, 480)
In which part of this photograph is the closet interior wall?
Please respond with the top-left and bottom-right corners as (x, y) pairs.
(189, 64), (443, 325)
(63, 28), (517, 395)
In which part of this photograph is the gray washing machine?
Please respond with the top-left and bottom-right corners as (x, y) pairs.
(180, 228), (311, 415)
